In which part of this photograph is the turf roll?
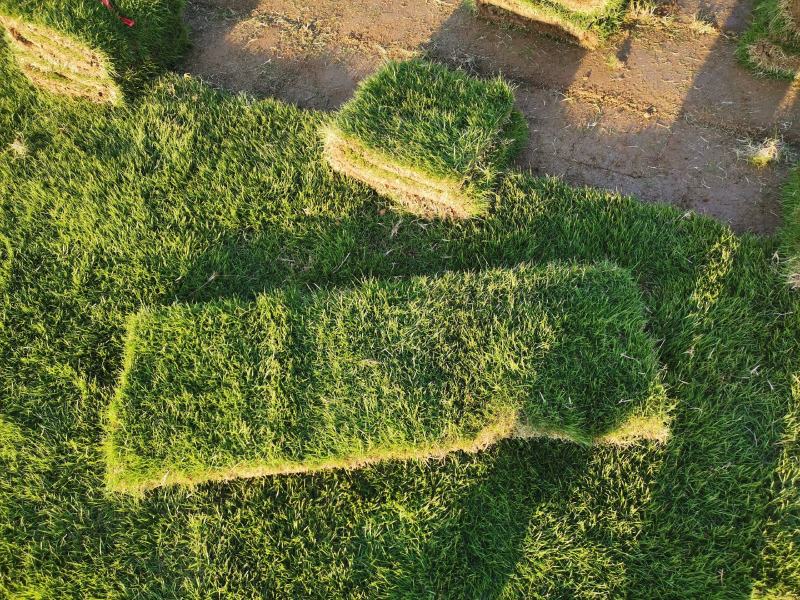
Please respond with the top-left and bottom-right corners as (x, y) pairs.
(0, 0), (186, 103)
(323, 59), (528, 219)
(475, 0), (628, 49)
(104, 262), (670, 495)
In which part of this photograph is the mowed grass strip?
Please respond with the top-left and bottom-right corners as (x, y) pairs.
(0, 0), (186, 102)
(105, 262), (668, 494)
(752, 373), (800, 598)
(475, 0), (628, 49)
(323, 59), (528, 219)
(781, 166), (800, 288)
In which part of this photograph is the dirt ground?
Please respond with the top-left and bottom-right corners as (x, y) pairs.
(180, 0), (800, 234)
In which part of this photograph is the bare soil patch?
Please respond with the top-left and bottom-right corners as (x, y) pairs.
(180, 0), (800, 234)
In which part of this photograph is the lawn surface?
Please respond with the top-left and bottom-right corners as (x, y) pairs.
(0, 21), (799, 600)
(783, 165), (800, 287)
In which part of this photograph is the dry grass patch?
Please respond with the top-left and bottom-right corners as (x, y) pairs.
(739, 137), (787, 168)
(740, 0), (800, 78)
(746, 38), (800, 78)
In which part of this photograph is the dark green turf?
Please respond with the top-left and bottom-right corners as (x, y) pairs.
(106, 263), (667, 494)
(0, 41), (799, 597)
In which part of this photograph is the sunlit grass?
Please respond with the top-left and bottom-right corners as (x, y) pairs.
(0, 27), (798, 599)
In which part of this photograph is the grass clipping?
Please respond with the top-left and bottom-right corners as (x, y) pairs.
(476, 0), (628, 49)
(104, 262), (670, 495)
(323, 59), (528, 219)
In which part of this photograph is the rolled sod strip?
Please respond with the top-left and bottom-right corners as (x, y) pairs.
(104, 262), (670, 495)
(323, 59), (528, 219)
(0, 0), (186, 103)
(476, 0), (628, 49)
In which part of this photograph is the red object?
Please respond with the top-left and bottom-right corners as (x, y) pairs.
(98, 0), (135, 27)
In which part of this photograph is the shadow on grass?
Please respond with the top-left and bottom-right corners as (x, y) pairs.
(149, 163), (798, 597)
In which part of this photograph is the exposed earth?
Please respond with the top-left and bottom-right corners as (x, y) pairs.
(180, 0), (800, 234)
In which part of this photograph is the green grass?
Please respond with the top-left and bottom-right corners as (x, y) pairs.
(0, 40), (799, 598)
(738, 0), (800, 79)
(477, 0), (628, 48)
(752, 374), (800, 599)
(782, 165), (800, 287)
(105, 263), (668, 495)
(0, 0), (187, 102)
(324, 59), (527, 218)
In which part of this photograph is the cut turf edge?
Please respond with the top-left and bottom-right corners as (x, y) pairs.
(324, 59), (527, 219)
(323, 110), (528, 219)
(477, 0), (599, 48)
(323, 127), (481, 219)
(106, 409), (670, 496)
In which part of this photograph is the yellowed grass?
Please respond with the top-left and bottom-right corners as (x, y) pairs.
(0, 15), (120, 104)
(779, 0), (800, 37)
(788, 268), (800, 289)
(743, 137), (786, 168)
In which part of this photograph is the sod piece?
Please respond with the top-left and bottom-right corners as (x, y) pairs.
(105, 262), (669, 494)
(739, 0), (800, 78)
(475, 0), (628, 49)
(323, 59), (528, 219)
(0, 0), (186, 103)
